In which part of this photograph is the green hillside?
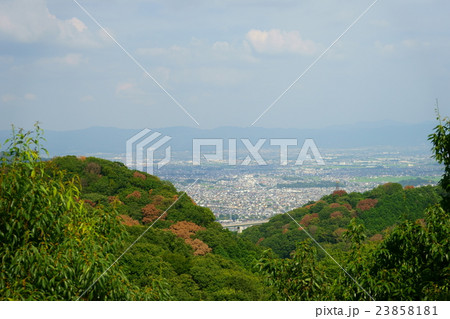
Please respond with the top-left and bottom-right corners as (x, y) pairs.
(1, 118), (449, 301)
(242, 184), (442, 258)
(50, 155), (267, 300)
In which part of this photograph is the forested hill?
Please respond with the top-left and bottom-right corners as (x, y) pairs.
(1, 123), (448, 301)
(51, 155), (446, 299)
(52, 155), (216, 228)
(51, 155), (267, 300)
(242, 183), (442, 258)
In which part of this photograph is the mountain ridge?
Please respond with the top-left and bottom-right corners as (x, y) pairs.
(0, 121), (435, 156)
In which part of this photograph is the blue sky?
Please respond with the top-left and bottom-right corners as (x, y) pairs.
(0, 0), (449, 131)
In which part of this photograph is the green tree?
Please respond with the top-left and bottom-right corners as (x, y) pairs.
(335, 219), (375, 301)
(429, 112), (450, 212)
(371, 205), (449, 300)
(0, 125), (148, 300)
(256, 240), (330, 300)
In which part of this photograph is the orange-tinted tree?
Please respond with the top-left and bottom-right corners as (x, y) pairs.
(356, 198), (378, 212)
(332, 190), (347, 197)
(142, 203), (164, 224)
(168, 221), (211, 255)
(126, 190), (141, 199)
(330, 211), (343, 219)
(185, 238), (212, 256)
(299, 213), (319, 227)
(169, 221), (204, 239)
(133, 171), (146, 180)
(119, 214), (140, 226)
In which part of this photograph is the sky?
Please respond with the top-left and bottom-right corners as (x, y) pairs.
(0, 0), (449, 131)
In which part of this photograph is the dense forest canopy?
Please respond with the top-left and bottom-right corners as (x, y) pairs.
(0, 116), (449, 300)
(242, 184), (442, 258)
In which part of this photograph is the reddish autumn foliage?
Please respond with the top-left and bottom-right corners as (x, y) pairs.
(126, 191), (141, 199)
(330, 211), (343, 219)
(333, 227), (347, 238)
(108, 195), (122, 205)
(118, 215), (140, 226)
(404, 185), (415, 190)
(256, 237), (265, 246)
(185, 238), (212, 256)
(152, 195), (165, 207)
(169, 221), (204, 239)
(133, 171), (146, 180)
(369, 234), (383, 242)
(356, 198), (378, 211)
(78, 156), (86, 161)
(169, 221), (211, 255)
(299, 213), (319, 227)
(108, 196), (117, 203)
(148, 189), (153, 196)
(342, 203), (352, 210)
(282, 223), (290, 234)
(332, 190), (347, 197)
(83, 199), (96, 207)
(142, 203), (164, 224)
(304, 200), (324, 210)
(329, 203), (341, 209)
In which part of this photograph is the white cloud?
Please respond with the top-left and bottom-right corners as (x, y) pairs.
(24, 93), (37, 101)
(401, 39), (430, 49)
(115, 82), (135, 94)
(375, 39), (431, 55)
(246, 29), (317, 55)
(69, 17), (87, 33)
(375, 41), (395, 54)
(137, 38), (257, 65)
(1, 94), (16, 103)
(136, 46), (189, 57)
(114, 81), (154, 105)
(1, 93), (37, 103)
(211, 40), (257, 63)
(212, 41), (231, 51)
(115, 81), (145, 97)
(194, 67), (250, 86)
(0, 0), (103, 47)
(38, 53), (86, 66)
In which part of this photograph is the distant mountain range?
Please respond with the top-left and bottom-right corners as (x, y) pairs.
(0, 121), (435, 157)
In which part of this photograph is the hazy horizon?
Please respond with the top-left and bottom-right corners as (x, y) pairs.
(0, 118), (438, 133)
